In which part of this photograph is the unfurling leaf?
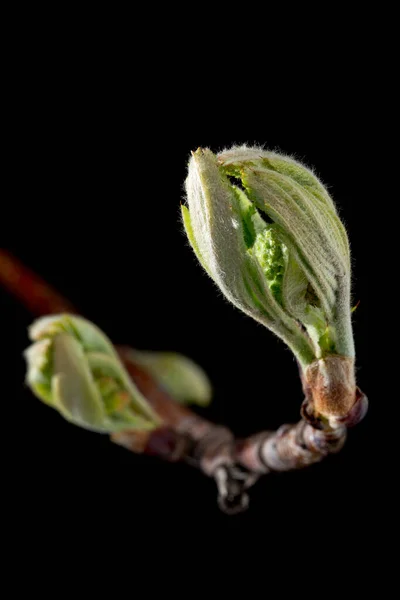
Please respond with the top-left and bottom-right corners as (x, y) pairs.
(25, 314), (160, 432)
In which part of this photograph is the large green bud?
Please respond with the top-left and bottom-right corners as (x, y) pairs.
(24, 314), (161, 432)
(182, 146), (356, 417)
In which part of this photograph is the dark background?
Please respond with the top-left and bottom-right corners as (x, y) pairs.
(2, 39), (392, 573)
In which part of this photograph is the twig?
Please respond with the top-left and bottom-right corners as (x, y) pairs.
(0, 250), (74, 315)
(115, 348), (367, 513)
(0, 249), (368, 513)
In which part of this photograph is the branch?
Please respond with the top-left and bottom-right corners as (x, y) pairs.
(115, 348), (368, 513)
(0, 249), (368, 513)
(0, 250), (74, 315)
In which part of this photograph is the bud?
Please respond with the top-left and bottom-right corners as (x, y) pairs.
(123, 349), (212, 407)
(182, 146), (356, 416)
(24, 314), (160, 432)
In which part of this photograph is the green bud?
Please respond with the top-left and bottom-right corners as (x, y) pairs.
(123, 349), (212, 407)
(182, 146), (356, 414)
(24, 314), (160, 432)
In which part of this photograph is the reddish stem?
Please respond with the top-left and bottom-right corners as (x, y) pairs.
(0, 250), (75, 315)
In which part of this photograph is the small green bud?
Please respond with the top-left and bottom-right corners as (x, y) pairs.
(182, 146), (356, 416)
(24, 314), (160, 432)
(123, 349), (212, 407)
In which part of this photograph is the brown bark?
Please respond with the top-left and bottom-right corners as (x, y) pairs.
(305, 355), (356, 417)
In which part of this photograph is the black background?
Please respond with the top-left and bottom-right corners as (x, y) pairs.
(2, 33), (393, 576)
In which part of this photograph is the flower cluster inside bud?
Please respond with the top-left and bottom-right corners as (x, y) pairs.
(253, 226), (287, 304)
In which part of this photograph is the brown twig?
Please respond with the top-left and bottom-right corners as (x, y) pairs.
(1, 249), (368, 513)
(0, 250), (75, 315)
(114, 348), (368, 513)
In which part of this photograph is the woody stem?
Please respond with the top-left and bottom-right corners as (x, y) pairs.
(0, 249), (368, 513)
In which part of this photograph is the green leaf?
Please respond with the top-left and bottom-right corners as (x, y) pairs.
(87, 351), (158, 423)
(181, 204), (211, 276)
(52, 334), (106, 431)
